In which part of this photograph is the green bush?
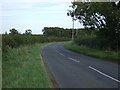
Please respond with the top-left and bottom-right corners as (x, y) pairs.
(75, 35), (97, 48)
(74, 29), (119, 51)
(2, 34), (70, 52)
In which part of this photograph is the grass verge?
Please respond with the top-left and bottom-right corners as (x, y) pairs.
(2, 43), (52, 88)
(64, 44), (119, 63)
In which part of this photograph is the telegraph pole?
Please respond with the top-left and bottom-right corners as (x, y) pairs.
(72, 0), (75, 41)
(72, 16), (74, 41)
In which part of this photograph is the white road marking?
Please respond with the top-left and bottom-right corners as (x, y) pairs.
(59, 53), (65, 57)
(56, 50), (80, 63)
(89, 66), (120, 83)
(68, 57), (80, 63)
(55, 50), (59, 53)
(55, 50), (65, 57)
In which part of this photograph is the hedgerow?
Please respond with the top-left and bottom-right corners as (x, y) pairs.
(2, 34), (70, 52)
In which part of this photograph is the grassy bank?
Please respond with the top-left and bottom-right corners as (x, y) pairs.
(64, 44), (119, 63)
(2, 43), (52, 88)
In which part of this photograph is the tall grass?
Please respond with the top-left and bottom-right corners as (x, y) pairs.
(2, 43), (52, 88)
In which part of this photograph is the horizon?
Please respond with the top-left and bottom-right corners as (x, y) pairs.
(2, 27), (85, 35)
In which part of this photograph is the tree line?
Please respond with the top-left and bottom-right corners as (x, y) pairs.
(42, 27), (72, 38)
(42, 27), (89, 38)
(2, 28), (71, 52)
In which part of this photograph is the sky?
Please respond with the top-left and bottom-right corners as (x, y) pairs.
(0, 0), (83, 34)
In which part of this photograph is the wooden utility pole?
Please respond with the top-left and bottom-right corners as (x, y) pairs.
(72, 16), (74, 41)
(72, 0), (75, 41)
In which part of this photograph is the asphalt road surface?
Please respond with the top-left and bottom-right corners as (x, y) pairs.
(42, 43), (120, 88)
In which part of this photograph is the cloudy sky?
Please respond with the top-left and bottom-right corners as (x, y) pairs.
(0, 0), (83, 34)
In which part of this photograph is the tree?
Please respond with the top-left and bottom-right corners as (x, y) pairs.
(42, 27), (72, 38)
(24, 29), (32, 35)
(5, 32), (7, 35)
(67, 1), (120, 50)
(9, 28), (19, 35)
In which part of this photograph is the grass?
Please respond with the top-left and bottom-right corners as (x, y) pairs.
(64, 44), (119, 63)
(2, 43), (52, 88)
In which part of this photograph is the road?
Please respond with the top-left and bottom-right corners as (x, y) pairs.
(42, 43), (120, 88)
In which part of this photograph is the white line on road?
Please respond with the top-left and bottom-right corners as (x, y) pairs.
(55, 50), (59, 53)
(59, 53), (65, 57)
(56, 50), (80, 63)
(55, 50), (65, 57)
(68, 57), (80, 63)
(89, 66), (120, 83)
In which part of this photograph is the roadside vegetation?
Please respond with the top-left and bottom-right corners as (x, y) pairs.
(2, 28), (70, 52)
(2, 28), (71, 88)
(67, 2), (119, 51)
(2, 43), (53, 88)
(64, 44), (119, 63)
(65, 1), (120, 63)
